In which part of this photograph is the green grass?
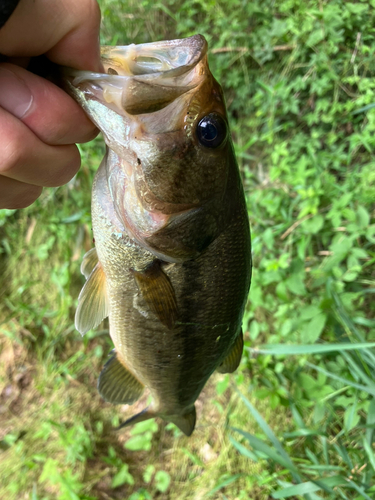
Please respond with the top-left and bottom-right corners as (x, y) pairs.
(1, 0), (375, 498)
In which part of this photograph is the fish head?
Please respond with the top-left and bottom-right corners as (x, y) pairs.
(64, 35), (235, 261)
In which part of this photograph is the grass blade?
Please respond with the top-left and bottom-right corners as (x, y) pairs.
(366, 398), (375, 445)
(305, 363), (375, 397)
(206, 474), (244, 497)
(272, 476), (345, 499)
(344, 480), (373, 500)
(251, 343), (375, 356)
(236, 392), (302, 481)
(229, 436), (259, 461)
(363, 437), (375, 472)
(232, 428), (300, 476)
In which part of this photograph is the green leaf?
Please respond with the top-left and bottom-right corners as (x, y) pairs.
(142, 465), (155, 484)
(302, 313), (327, 343)
(356, 206), (370, 228)
(301, 215), (324, 234)
(299, 305), (321, 320)
(344, 404), (360, 432)
(112, 464), (134, 488)
(131, 419), (158, 435)
(285, 273), (306, 296)
(124, 433), (153, 451)
(154, 471), (171, 493)
(298, 373), (317, 391)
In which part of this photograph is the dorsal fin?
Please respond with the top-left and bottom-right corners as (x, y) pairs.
(216, 330), (243, 374)
(132, 261), (178, 329)
(75, 262), (109, 335)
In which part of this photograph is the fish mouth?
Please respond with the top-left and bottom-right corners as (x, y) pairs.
(65, 35), (208, 116)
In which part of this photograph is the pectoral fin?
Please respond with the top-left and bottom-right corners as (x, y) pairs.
(98, 352), (144, 405)
(75, 262), (108, 335)
(217, 330), (244, 374)
(132, 261), (178, 329)
(80, 247), (98, 278)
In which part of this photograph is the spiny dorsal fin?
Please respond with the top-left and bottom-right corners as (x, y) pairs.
(75, 262), (108, 335)
(216, 330), (244, 374)
(98, 352), (144, 405)
(132, 261), (178, 329)
(80, 247), (98, 278)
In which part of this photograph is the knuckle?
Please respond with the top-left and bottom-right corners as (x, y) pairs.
(0, 136), (27, 175)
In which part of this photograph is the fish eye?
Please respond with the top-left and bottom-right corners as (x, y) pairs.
(196, 113), (227, 148)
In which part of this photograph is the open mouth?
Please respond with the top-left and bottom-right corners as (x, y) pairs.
(100, 35), (207, 77)
(65, 35), (208, 115)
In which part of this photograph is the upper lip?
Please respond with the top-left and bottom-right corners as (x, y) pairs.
(63, 35), (208, 116)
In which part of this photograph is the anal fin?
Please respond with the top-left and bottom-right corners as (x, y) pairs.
(98, 353), (144, 405)
(217, 330), (244, 374)
(132, 260), (178, 329)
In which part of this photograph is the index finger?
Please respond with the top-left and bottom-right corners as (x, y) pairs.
(0, 0), (102, 72)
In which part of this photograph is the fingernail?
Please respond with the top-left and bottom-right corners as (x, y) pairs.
(0, 67), (33, 119)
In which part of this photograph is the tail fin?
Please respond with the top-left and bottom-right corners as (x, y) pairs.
(117, 405), (196, 436)
(168, 406), (196, 436)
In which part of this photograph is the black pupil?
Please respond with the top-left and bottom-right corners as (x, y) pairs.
(200, 121), (218, 142)
(196, 113), (227, 148)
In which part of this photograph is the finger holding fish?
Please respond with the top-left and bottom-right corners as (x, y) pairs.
(0, 0), (102, 209)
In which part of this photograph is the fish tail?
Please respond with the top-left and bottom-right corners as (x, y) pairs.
(167, 406), (196, 436)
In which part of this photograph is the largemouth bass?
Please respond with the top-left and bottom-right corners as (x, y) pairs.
(64, 35), (251, 436)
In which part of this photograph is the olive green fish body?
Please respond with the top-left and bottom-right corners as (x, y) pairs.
(92, 150), (250, 417)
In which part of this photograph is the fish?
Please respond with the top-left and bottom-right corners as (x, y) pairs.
(63, 35), (251, 436)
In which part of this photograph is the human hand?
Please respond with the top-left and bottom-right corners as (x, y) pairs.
(0, 0), (102, 209)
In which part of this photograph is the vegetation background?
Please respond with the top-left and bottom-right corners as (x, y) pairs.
(1, 0), (375, 498)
